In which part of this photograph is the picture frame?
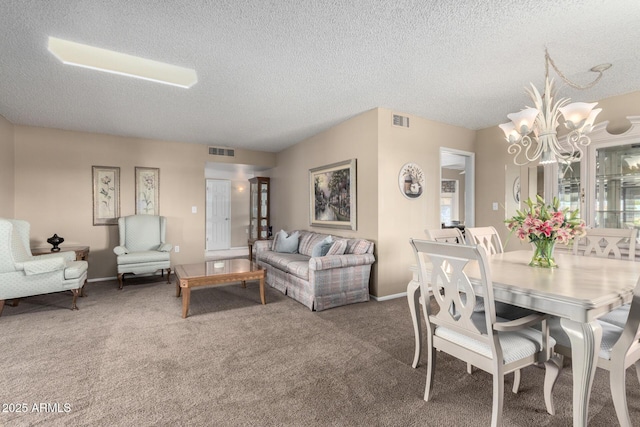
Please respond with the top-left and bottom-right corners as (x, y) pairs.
(135, 167), (160, 215)
(309, 159), (356, 230)
(398, 162), (424, 199)
(92, 166), (120, 226)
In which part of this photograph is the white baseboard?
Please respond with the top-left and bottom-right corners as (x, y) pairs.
(370, 291), (406, 302)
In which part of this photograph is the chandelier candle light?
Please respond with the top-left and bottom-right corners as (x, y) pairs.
(500, 49), (611, 166)
(505, 195), (586, 268)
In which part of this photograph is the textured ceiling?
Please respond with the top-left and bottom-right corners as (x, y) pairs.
(1, 0), (640, 153)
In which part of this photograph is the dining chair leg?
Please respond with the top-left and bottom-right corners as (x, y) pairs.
(491, 371), (505, 427)
(543, 356), (562, 415)
(407, 288), (422, 368)
(511, 369), (521, 394)
(424, 336), (436, 402)
(610, 364), (632, 427)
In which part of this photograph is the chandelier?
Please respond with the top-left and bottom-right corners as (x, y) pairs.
(500, 49), (611, 166)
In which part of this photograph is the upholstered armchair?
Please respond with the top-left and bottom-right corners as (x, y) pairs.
(0, 219), (88, 316)
(113, 215), (172, 290)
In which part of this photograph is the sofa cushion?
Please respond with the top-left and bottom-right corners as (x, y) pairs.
(311, 235), (333, 257)
(299, 233), (331, 257)
(117, 251), (170, 265)
(327, 239), (347, 256)
(286, 260), (309, 280)
(346, 239), (373, 255)
(260, 251), (309, 272)
(274, 230), (299, 253)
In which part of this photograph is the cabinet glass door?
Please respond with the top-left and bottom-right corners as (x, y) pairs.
(595, 144), (640, 228)
(250, 181), (258, 239)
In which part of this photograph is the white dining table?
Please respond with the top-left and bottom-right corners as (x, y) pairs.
(407, 249), (640, 427)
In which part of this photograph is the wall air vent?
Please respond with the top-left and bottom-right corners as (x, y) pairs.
(392, 114), (410, 128)
(208, 146), (235, 157)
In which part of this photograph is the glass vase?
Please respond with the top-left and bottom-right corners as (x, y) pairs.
(529, 239), (557, 268)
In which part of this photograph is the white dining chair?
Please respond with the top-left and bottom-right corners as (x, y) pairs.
(466, 226), (504, 255)
(412, 227), (530, 392)
(547, 275), (640, 427)
(409, 228), (466, 368)
(410, 239), (556, 427)
(573, 228), (637, 330)
(572, 227), (637, 260)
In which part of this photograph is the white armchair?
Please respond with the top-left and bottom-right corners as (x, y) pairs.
(0, 218), (88, 316)
(113, 215), (172, 290)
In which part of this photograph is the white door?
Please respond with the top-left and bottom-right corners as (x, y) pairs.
(206, 179), (231, 251)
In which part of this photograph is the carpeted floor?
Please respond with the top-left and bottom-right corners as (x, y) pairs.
(1, 276), (637, 426)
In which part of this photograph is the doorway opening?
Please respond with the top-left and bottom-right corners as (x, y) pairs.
(440, 148), (475, 228)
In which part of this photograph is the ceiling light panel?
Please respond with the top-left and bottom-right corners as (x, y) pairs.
(47, 36), (197, 89)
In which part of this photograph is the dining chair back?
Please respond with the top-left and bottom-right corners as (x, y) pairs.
(548, 275), (640, 427)
(410, 227), (467, 369)
(424, 227), (465, 244)
(572, 227), (637, 260)
(466, 226), (504, 255)
(410, 239), (555, 426)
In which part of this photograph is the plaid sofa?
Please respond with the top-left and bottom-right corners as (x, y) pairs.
(254, 231), (375, 311)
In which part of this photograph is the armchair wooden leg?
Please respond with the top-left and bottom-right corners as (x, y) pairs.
(117, 273), (124, 290)
(0, 300), (4, 317)
(71, 289), (80, 311)
(9, 299), (20, 307)
(166, 268), (171, 284)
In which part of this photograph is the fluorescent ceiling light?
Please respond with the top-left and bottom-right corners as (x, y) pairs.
(47, 36), (197, 88)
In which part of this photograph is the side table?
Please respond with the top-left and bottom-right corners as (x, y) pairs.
(32, 245), (89, 261)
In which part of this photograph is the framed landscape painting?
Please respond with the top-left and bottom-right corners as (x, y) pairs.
(92, 166), (120, 225)
(309, 159), (356, 230)
(135, 167), (160, 215)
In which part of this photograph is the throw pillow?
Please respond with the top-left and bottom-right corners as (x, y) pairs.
(274, 230), (299, 253)
(326, 239), (347, 256)
(311, 235), (333, 257)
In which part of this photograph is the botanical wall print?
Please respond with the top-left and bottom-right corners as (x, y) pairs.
(398, 162), (424, 199)
(92, 166), (120, 225)
(309, 159), (356, 230)
(135, 167), (160, 215)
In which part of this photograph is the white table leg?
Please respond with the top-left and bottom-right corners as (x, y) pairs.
(560, 318), (603, 427)
(407, 280), (421, 368)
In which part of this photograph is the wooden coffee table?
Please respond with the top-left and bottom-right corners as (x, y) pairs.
(174, 259), (266, 318)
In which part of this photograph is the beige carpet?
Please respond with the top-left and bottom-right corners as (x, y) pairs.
(1, 276), (637, 426)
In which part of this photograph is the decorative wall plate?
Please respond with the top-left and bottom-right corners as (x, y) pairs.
(513, 176), (521, 203)
(399, 162), (424, 199)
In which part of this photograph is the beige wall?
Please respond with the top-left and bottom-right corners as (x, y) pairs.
(270, 109), (380, 289)
(377, 108), (476, 297)
(0, 115), (15, 218)
(13, 126), (211, 279)
(476, 90), (640, 251)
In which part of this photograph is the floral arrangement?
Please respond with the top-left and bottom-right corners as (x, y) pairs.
(505, 195), (586, 267)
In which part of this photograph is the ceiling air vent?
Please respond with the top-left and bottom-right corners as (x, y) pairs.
(392, 114), (409, 128)
(208, 146), (235, 157)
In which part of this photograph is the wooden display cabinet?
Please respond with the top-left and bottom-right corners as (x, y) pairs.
(248, 177), (270, 259)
